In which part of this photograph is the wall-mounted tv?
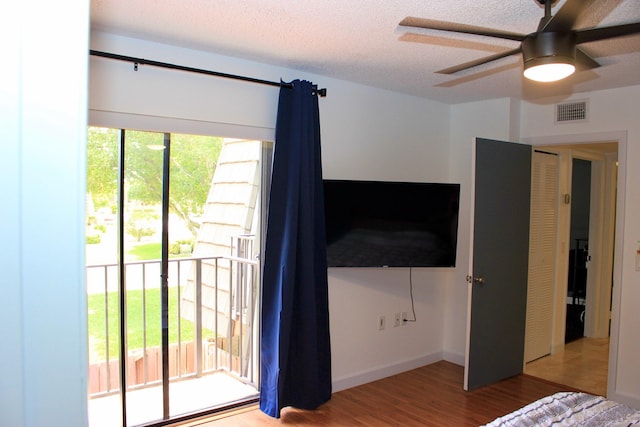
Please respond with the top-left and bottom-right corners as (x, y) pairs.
(323, 180), (460, 268)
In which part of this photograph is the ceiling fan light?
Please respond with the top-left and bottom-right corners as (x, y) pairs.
(523, 57), (575, 82)
(522, 32), (577, 83)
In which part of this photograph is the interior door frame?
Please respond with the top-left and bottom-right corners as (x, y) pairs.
(530, 145), (616, 356)
(522, 131), (627, 398)
(568, 147), (615, 340)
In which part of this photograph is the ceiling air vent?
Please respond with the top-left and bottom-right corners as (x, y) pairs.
(555, 100), (588, 123)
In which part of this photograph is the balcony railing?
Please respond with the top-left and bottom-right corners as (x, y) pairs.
(86, 237), (258, 399)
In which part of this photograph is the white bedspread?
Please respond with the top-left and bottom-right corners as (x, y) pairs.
(483, 391), (640, 427)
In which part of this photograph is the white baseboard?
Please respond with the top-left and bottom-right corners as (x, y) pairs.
(331, 351), (444, 393)
(442, 350), (465, 367)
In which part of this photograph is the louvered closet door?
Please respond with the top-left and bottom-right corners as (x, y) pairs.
(524, 151), (559, 363)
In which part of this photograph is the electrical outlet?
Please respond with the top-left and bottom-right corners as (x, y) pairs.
(394, 312), (401, 327)
(402, 311), (408, 325)
(378, 315), (385, 330)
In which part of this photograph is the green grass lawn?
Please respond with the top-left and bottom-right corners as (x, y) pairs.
(87, 287), (212, 363)
(88, 241), (204, 363)
(126, 242), (192, 261)
(126, 242), (162, 260)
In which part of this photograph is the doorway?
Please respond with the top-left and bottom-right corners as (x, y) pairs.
(524, 141), (618, 396)
(85, 127), (266, 426)
(566, 158), (591, 343)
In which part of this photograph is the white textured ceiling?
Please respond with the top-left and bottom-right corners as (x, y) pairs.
(90, 0), (640, 104)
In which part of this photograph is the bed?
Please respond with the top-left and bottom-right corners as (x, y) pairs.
(483, 391), (640, 426)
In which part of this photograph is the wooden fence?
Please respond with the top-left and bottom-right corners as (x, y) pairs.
(88, 340), (240, 395)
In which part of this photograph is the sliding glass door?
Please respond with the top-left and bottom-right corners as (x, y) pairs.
(86, 127), (265, 426)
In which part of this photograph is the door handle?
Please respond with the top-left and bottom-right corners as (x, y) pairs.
(466, 275), (485, 285)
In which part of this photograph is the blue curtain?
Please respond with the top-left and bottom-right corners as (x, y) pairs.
(259, 80), (332, 418)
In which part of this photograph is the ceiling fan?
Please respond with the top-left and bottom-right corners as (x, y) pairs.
(399, 0), (640, 82)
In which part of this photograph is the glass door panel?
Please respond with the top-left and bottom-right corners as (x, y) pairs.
(86, 126), (123, 427)
(167, 133), (223, 418)
(123, 130), (166, 425)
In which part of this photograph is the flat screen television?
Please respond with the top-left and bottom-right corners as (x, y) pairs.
(323, 180), (460, 268)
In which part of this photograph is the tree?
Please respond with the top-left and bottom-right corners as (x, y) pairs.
(86, 127), (119, 208)
(125, 211), (158, 242)
(169, 133), (222, 233)
(87, 127), (223, 237)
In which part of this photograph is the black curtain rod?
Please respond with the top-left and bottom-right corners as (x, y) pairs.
(89, 50), (327, 97)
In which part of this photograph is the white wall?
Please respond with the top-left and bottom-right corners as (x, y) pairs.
(1, 2), (89, 427)
(89, 31), (454, 392)
(320, 79), (450, 182)
(519, 86), (640, 407)
(318, 71), (455, 390)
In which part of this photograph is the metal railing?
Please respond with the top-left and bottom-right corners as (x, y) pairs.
(86, 239), (258, 398)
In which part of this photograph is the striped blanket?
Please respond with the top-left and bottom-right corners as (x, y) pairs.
(484, 392), (640, 427)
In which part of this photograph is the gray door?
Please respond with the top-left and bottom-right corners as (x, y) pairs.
(465, 138), (532, 390)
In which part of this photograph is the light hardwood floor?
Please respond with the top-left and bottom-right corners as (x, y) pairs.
(178, 338), (608, 426)
(187, 361), (576, 427)
(525, 337), (610, 397)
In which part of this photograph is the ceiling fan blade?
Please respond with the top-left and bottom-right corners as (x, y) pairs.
(436, 47), (521, 75)
(541, 0), (596, 32)
(399, 17), (525, 42)
(576, 22), (640, 44)
(575, 48), (600, 71)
